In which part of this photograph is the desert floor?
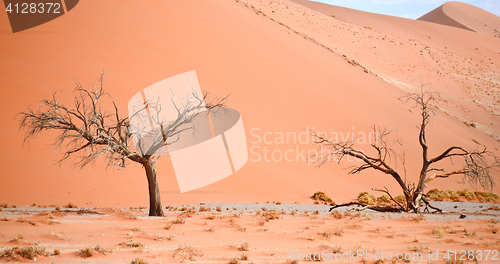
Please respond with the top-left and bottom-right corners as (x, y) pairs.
(0, 202), (499, 263)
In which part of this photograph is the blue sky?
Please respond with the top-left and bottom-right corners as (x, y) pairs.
(314, 0), (500, 19)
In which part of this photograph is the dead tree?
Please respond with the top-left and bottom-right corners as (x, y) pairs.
(309, 88), (499, 213)
(18, 73), (227, 216)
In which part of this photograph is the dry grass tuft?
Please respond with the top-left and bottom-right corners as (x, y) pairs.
(262, 211), (280, 221)
(311, 191), (335, 205)
(94, 244), (111, 255)
(318, 231), (330, 239)
(10, 234), (24, 243)
(172, 244), (204, 262)
(131, 258), (149, 264)
(357, 192), (376, 205)
(173, 217), (186, 224)
(444, 260), (465, 264)
(64, 202), (78, 209)
(238, 241), (249, 251)
(78, 247), (94, 258)
(330, 210), (343, 219)
(334, 227), (343, 236)
(408, 242), (429, 253)
(411, 215), (425, 222)
(377, 193), (391, 204)
(127, 240), (144, 248)
(426, 188), (499, 203)
(432, 228), (445, 238)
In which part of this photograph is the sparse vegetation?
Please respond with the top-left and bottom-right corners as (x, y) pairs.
(334, 227), (343, 236)
(172, 244), (204, 262)
(357, 192), (376, 205)
(311, 191), (335, 205)
(127, 240), (144, 248)
(330, 210), (343, 219)
(64, 202), (78, 209)
(464, 121), (476, 128)
(408, 242), (429, 253)
(426, 188), (499, 203)
(174, 217), (186, 224)
(432, 228), (445, 238)
(318, 231), (330, 239)
(377, 193), (391, 204)
(238, 241), (249, 251)
(78, 247), (94, 258)
(131, 258), (149, 264)
(10, 234), (24, 243)
(412, 215), (425, 222)
(444, 260), (464, 264)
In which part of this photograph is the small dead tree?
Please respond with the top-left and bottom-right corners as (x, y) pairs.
(18, 73), (227, 216)
(310, 88), (499, 213)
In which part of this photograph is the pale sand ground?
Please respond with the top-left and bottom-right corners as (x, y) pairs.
(1, 0), (500, 209)
(0, 202), (499, 263)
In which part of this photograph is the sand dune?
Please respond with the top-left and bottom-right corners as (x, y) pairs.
(289, 0), (500, 139)
(0, 0), (499, 210)
(418, 1), (500, 38)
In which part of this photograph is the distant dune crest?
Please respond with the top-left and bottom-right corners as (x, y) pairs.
(418, 1), (500, 38)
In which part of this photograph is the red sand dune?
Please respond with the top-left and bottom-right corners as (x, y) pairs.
(0, 0), (499, 208)
(418, 1), (500, 38)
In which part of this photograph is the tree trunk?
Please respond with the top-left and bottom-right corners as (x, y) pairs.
(142, 158), (164, 216)
(413, 162), (430, 213)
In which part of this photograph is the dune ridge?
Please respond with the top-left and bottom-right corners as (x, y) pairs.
(418, 1), (500, 38)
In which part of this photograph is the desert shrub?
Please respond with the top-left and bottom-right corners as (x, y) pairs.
(449, 191), (460, 201)
(376, 193), (391, 204)
(174, 217), (186, 224)
(131, 258), (148, 264)
(172, 244), (204, 261)
(457, 189), (476, 200)
(334, 227), (343, 236)
(330, 210), (343, 219)
(318, 231), (330, 239)
(395, 194), (406, 204)
(357, 192), (376, 205)
(432, 228), (445, 238)
(474, 191), (499, 202)
(311, 191), (335, 205)
(1, 246), (48, 261)
(78, 247), (94, 258)
(464, 122), (476, 128)
(238, 242), (249, 251)
(229, 257), (239, 264)
(127, 240), (143, 248)
(262, 211), (280, 221)
(94, 244), (111, 254)
(408, 242), (429, 253)
(64, 202), (77, 209)
(426, 189), (445, 201)
(19, 246), (46, 260)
